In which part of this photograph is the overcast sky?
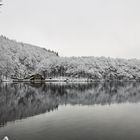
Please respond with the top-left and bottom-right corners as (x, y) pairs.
(0, 0), (140, 58)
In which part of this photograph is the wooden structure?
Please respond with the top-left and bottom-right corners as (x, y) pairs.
(29, 74), (45, 81)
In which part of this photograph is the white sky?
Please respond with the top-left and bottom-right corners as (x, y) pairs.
(0, 0), (140, 58)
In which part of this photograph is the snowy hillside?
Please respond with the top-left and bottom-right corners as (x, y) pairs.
(1, 35), (140, 81)
(0, 35), (58, 79)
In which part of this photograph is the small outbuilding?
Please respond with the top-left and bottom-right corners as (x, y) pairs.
(29, 74), (45, 81)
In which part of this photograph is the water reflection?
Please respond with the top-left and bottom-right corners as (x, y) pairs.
(0, 82), (140, 126)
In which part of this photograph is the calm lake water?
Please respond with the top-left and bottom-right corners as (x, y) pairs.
(0, 82), (140, 140)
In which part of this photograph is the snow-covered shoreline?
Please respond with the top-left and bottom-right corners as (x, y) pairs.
(0, 77), (139, 83)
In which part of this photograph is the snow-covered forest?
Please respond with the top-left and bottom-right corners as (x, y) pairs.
(0, 36), (58, 80)
(1, 35), (140, 81)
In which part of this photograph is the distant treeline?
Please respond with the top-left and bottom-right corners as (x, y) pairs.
(43, 48), (59, 56)
(1, 35), (140, 81)
(37, 57), (140, 81)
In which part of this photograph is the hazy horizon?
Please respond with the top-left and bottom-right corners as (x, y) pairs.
(0, 0), (140, 58)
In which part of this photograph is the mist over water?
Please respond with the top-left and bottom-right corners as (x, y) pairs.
(1, 82), (140, 140)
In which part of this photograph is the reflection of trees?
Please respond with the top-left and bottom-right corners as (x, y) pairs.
(0, 82), (140, 126)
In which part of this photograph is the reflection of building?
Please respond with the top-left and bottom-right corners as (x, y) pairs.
(29, 74), (45, 81)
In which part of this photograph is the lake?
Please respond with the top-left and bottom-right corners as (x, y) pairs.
(0, 82), (140, 140)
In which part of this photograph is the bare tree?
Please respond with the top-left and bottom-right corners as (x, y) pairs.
(0, 0), (3, 7)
